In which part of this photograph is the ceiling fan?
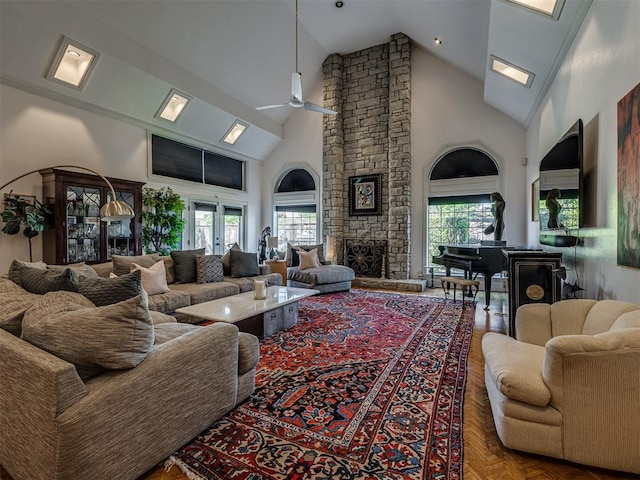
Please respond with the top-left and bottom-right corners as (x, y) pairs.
(256, 0), (337, 115)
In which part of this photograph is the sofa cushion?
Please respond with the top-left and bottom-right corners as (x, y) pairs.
(131, 261), (170, 295)
(149, 310), (177, 325)
(18, 266), (79, 295)
(0, 278), (40, 336)
(21, 291), (154, 380)
(78, 270), (143, 307)
(7, 259), (47, 285)
(112, 254), (159, 276)
(287, 265), (355, 286)
(169, 282), (240, 304)
(90, 261), (114, 278)
(482, 332), (550, 407)
(229, 249), (260, 278)
(161, 256), (176, 284)
(171, 248), (206, 283)
(224, 273), (283, 293)
(222, 242), (241, 275)
(146, 289), (191, 314)
(195, 254), (224, 284)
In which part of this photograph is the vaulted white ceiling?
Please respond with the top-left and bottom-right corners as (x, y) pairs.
(0, 0), (592, 162)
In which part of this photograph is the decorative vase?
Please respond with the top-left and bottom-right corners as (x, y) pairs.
(254, 279), (267, 300)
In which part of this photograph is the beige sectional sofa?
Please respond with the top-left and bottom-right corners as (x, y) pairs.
(92, 254), (282, 323)
(0, 278), (261, 480)
(482, 299), (640, 474)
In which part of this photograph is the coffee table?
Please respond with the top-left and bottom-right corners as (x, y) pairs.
(176, 286), (319, 338)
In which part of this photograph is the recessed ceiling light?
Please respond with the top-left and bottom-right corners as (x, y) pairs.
(156, 88), (191, 122)
(46, 36), (100, 90)
(222, 120), (249, 145)
(490, 55), (534, 88)
(504, 0), (564, 20)
(434, 37), (442, 45)
(335, 1), (344, 7)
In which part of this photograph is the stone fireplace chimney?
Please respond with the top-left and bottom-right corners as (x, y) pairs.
(322, 33), (411, 280)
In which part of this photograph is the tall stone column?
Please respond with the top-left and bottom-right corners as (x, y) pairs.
(322, 53), (345, 264)
(387, 33), (411, 279)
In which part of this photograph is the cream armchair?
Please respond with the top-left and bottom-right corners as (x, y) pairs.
(482, 299), (640, 474)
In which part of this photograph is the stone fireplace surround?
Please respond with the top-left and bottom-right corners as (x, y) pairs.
(321, 33), (411, 281)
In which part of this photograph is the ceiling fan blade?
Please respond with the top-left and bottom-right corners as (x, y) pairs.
(256, 103), (289, 111)
(303, 101), (338, 115)
(291, 72), (303, 101)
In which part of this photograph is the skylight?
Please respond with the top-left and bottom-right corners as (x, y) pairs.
(46, 36), (100, 90)
(490, 55), (534, 88)
(504, 0), (564, 20)
(222, 120), (248, 145)
(156, 89), (191, 122)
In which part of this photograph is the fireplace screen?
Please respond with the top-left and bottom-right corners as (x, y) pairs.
(344, 239), (386, 278)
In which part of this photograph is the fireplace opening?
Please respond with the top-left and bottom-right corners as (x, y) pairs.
(344, 239), (387, 278)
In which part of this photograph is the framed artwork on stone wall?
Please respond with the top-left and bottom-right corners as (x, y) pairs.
(617, 81), (640, 269)
(348, 174), (381, 216)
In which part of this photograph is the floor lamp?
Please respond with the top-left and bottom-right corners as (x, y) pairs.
(1, 165), (135, 221)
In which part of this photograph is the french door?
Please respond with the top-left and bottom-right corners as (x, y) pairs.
(190, 201), (244, 254)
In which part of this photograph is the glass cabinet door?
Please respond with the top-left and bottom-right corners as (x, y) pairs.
(66, 185), (102, 263)
(106, 190), (136, 259)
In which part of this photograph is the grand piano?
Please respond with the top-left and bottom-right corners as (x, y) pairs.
(432, 243), (533, 309)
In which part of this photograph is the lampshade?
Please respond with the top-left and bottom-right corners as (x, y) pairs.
(326, 235), (336, 264)
(0, 165), (135, 222)
(266, 236), (279, 249)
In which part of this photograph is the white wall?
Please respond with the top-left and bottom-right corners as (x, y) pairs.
(525, 0), (640, 303)
(411, 47), (527, 277)
(261, 46), (526, 279)
(0, 84), (264, 272)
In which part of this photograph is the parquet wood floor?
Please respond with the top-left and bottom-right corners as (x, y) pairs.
(1, 289), (637, 480)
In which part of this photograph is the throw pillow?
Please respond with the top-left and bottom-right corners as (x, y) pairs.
(78, 270), (143, 307)
(170, 248), (206, 283)
(130, 261), (170, 295)
(221, 242), (241, 275)
(7, 259), (47, 285)
(48, 262), (98, 279)
(229, 249), (260, 278)
(285, 243), (326, 267)
(195, 255), (224, 284)
(18, 266), (79, 295)
(112, 254), (159, 276)
(21, 291), (154, 381)
(298, 248), (321, 270)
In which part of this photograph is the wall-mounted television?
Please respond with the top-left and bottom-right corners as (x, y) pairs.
(539, 119), (583, 231)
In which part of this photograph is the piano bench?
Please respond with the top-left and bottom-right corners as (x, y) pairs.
(440, 276), (480, 307)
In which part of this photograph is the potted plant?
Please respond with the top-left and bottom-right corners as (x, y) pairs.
(142, 186), (185, 255)
(0, 194), (51, 262)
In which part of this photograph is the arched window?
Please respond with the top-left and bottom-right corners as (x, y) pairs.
(273, 166), (320, 251)
(426, 147), (502, 271)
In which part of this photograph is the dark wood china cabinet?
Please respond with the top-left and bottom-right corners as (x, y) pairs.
(40, 168), (144, 265)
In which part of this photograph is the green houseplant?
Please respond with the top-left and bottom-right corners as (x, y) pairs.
(142, 186), (185, 255)
(0, 194), (51, 262)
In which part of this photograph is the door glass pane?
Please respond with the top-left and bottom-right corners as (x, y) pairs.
(106, 191), (135, 259)
(223, 208), (241, 251)
(195, 205), (216, 254)
(66, 185), (101, 263)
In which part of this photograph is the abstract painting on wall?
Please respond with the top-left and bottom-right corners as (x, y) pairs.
(617, 81), (640, 269)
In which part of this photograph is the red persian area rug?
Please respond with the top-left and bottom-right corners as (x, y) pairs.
(166, 289), (475, 480)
